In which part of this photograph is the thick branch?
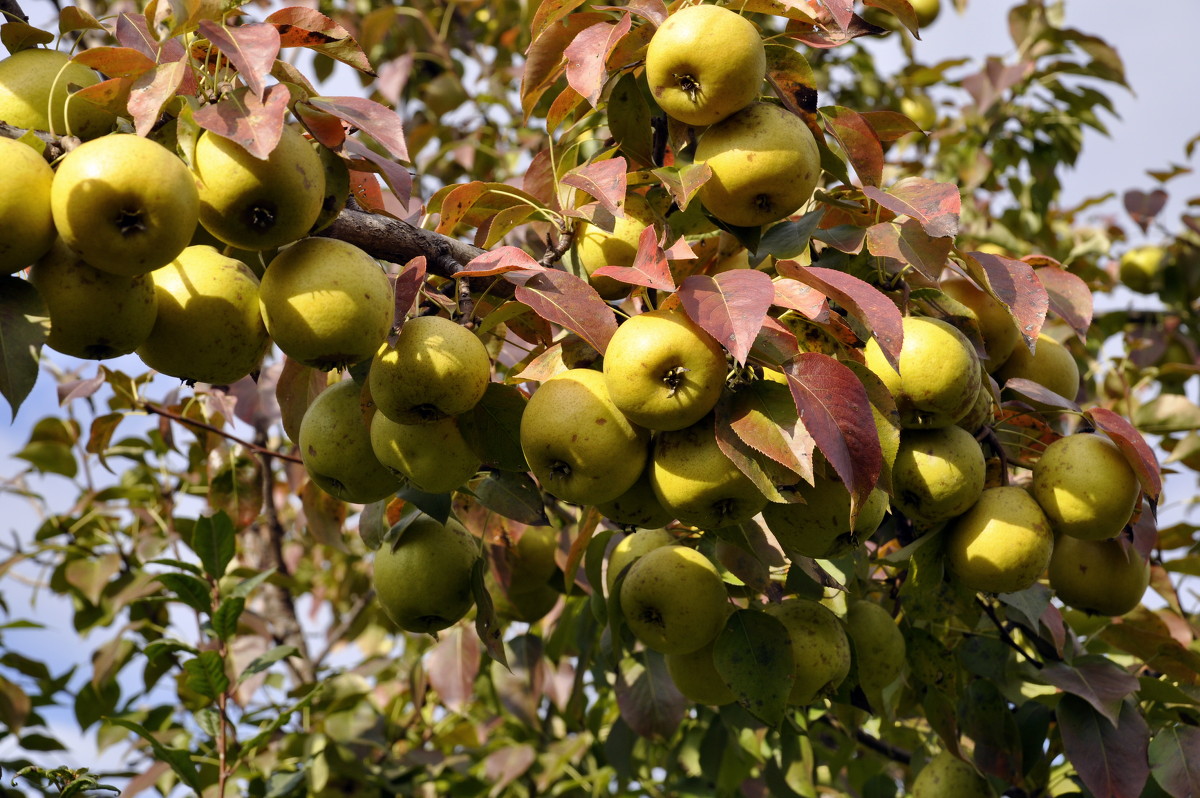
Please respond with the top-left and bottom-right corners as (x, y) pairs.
(0, 121), (75, 160)
(0, 0), (28, 22)
(316, 206), (484, 277)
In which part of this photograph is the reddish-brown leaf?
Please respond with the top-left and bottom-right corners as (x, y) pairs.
(967, 251), (1049, 353)
(1041, 658), (1139, 727)
(194, 84), (289, 160)
(1058, 696), (1150, 798)
(427, 625), (482, 713)
(198, 21), (281, 101)
(771, 277), (828, 320)
(814, 223), (866, 254)
(267, 7), (374, 75)
(342, 137), (413, 208)
(594, 224), (674, 292)
(714, 406), (792, 503)
(561, 157), (628, 218)
(564, 15), (631, 108)
(1002, 377), (1079, 411)
(1124, 188), (1168, 234)
(461, 247), (545, 277)
(349, 170), (386, 214)
(115, 13), (172, 60)
(508, 270), (618, 355)
(595, 0), (667, 26)
(1036, 265), (1093, 338)
(765, 44), (819, 127)
(276, 356), (328, 445)
(73, 46), (157, 77)
(521, 12), (608, 120)
(652, 162), (711, 211)
(678, 271), (775, 366)
(864, 177), (960, 239)
(531, 0), (592, 41)
(750, 316), (802, 365)
(484, 746), (538, 797)
(898, 218), (953, 278)
(392, 257), (426, 323)
(729, 382), (816, 486)
(782, 353), (881, 519)
(860, 109), (922, 140)
(295, 101), (346, 149)
(822, 106), (883, 187)
(615, 651), (686, 741)
(1085, 407), (1163, 502)
(823, 0), (854, 29)
(308, 96), (407, 162)
(128, 59), (187, 138)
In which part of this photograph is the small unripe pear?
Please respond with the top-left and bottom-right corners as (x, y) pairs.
(0, 138), (55, 272)
(373, 515), (478, 634)
(298, 379), (402, 504)
(995, 332), (1079, 402)
(912, 751), (996, 798)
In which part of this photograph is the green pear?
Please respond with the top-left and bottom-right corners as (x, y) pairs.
(298, 379), (403, 504)
(311, 143), (350, 234)
(763, 476), (888, 559)
(994, 331), (1079, 402)
(764, 598), (851, 706)
(1032, 433), (1140, 541)
(486, 572), (559, 625)
(1048, 534), (1149, 617)
(890, 426), (985, 525)
(501, 526), (560, 593)
(1118, 245), (1166, 294)
(369, 412), (481, 494)
(845, 600), (905, 693)
(864, 316), (981, 428)
(912, 751), (995, 798)
(573, 193), (658, 301)
(940, 275), (1019, 371)
(0, 48), (114, 139)
(620, 545), (729, 654)
(373, 515), (478, 634)
(597, 465), (676, 530)
(666, 637), (737, 706)
(0, 138), (55, 273)
(945, 486), (1054, 594)
(606, 527), (675, 596)
(955, 378), (996, 434)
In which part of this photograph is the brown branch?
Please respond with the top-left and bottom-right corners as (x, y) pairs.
(978, 426), (1009, 487)
(316, 206), (485, 278)
(0, 121), (77, 160)
(139, 401), (302, 464)
(538, 227), (574, 268)
(976, 596), (1043, 668)
(0, 0), (28, 23)
(816, 715), (912, 765)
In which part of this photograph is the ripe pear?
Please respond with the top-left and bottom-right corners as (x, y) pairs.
(136, 246), (271, 385)
(28, 239), (157, 360)
(912, 0), (942, 27)
(644, 4), (765, 127)
(574, 193), (658, 300)
(0, 48), (114, 139)
(845, 600), (905, 693)
(260, 237), (394, 370)
(298, 378), (403, 504)
(369, 412), (481, 494)
(311, 143), (350, 234)
(994, 331), (1079, 402)
(50, 134), (199, 275)
(369, 315), (491, 424)
(1048, 535), (1149, 616)
(912, 751), (995, 798)
(0, 138), (55, 272)
(945, 486), (1054, 594)
(373, 515), (478, 634)
(606, 527), (675, 595)
(864, 316), (981, 428)
(597, 466), (676, 531)
(620, 545), (729, 655)
(666, 637), (737, 706)
(651, 415), (768, 530)
(1032, 433), (1140, 541)
(520, 368), (649, 506)
(890, 426), (986, 525)
(764, 598), (851, 706)
(956, 379), (997, 434)
(940, 275), (1019, 371)
(762, 476), (888, 559)
(193, 126), (325, 251)
(695, 102), (821, 228)
(603, 309), (728, 431)
(1118, 245), (1166, 294)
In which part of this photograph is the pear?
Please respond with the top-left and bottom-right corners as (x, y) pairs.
(1118, 244), (1166, 294)
(0, 138), (55, 272)
(502, 526), (560, 592)
(369, 412), (481, 494)
(764, 598), (851, 706)
(0, 48), (114, 139)
(369, 315), (491, 424)
(1032, 433), (1140, 540)
(310, 143), (350, 234)
(845, 600), (905, 693)
(373, 515), (478, 634)
(597, 466), (676, 531)
(955, 378), (997, 434)
(486, 571), (559, 625)
(994, 331), (1079, 402)
(940, 275), (1019, 371)
(890, 426), (985, 525)
(620, 545), (728, 655)
(666, 637), (737, 706)
(763, 476), (888, 559)
(945, 486), (1054, 594)
(574, 193), (658, 300)
(912, 751), (995, 798)
(864, 316), (981, 428)
(1048, 535), (1149, 616)
(298, 378), (403, 504)
(136, 245), (271, 385)
(605, 527), (675, 595)
(260, 237), (394, 370)
(29, 239), (157, 360)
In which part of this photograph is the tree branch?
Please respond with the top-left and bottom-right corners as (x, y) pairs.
(0, 121), (76, 159)
(139, 401), (302, 464)
(315, 205), (484, 277)
(0, 0), (28, 22)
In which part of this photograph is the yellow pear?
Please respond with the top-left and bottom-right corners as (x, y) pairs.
(845, 600), (905, 693)
(574, 193), (658, 300)
(620, 545), (728, 654)
(913, 751), (995, 798)
(597, 466), (676, 531)
(1048, 535), (1149, 616)
(298, 378), (403, 504)
(945, 486), (1054, 594)
(28, 239), (157, 360)
(260, 237), (394, 370)
(373, 515), (478, 634)
(1032, 433), (1140, 540)
(666, 638), (737, 706)
(764, 598), (851, 705)
(0, 48), (114, 139)
(762, 476), (888, 559)
(369, 412), (481, 494)
(0, 138), (55, 272)
(864, 316), (981, 428)
(137, 246), (271, 385)
(369, 315), (491, 424)
(890, 426), (986, 525)
(956, 379), (996, 434)
(994, 331), (1079, 402)
(603, 308), (728, 431)
(606, 527), (675, 595)
(1118, 245), (1166, 295)
(912, 0), (942, 27)
(940, 275), (1020, 371)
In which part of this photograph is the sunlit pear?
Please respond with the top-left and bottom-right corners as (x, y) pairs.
(373, 515), (478, 634)
(370, 315), (491, 424)
(864, 316), (981, 428)
(890, 426), (986, 525)
(0, 48), (114, 139)
(912, 0), (942, 27)
(912, 751), (995, 798)
(298, 379), (403, 504)
(0, 138), (55, 273)
(845, 600), (905, 693)
(194, 126), (324, 251)
(644, 4), (765, 127)
(603, 309), (728, 431)
(695, 102), (821, 228)
(666, 637), (737, 706)
(50, 133), (199, 275)
(136, 246), (271, 385)
(310, 143), (350, 234)
(1032, 433), (1140, 540)
(899, 93), (936, 131)
(940, 274), (1019, 371)
(762, 476), (888, 559)
(994, 331), (1079, 402)
(260, 237), (394, 371)
(520, 368), (649, 506)
(651, 415), (768, 530)
(1118, 244), (1166, 294)
(28, 239), (156, 360)
(369, 413), (481, 494)
(620, 545), (728, 655)
(1048, 535), (1150, 617)
(606, 527), (675, 595)
(574, 193), (658, 300)
(764, 598), (851, 706)
(945, 486), (1054, 595)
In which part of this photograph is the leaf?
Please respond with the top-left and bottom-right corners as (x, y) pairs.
(1002, 377), (1079, 411)
(1036, 265), (1093, 339)
(1, 21), (54, 52)
(308, 96), (407, 162)
(607, 72), (655, 168)
(729, 382), (815, 486)
(427, 625), (482, 713)
(594, 224), (675, 292)
(72, 46), (157, 77)
(1134, 394), (1200, 434)
(266, 7), (374, 75)
(0, 276), (49, 417)
(615, 652), (686, 741)
(714, 405), (793, 504)
(192, 512), (236, 580)
(193, 84), (290, 160)
(472, 471), (549, 526)
(959, 679), (1023, 784)
(472, 559), (507, 668)
(521, 11), (608, 120)
(198, 21), (280, 101)
(1124, 188), (1168, 233)
(563, 15), (631, 107)
(157, 573), (212, 614)
(965, 251), (1049, 353)
(390, 257), (426, 323)
(211, 597), (245, 641)
(766, 44), (819, 126)
(1057, 695), (1150, 798)
(276, 356), (327, 444)
(59, 7), (106, 35)
(712, 610), (794, 727)
(821, 106), (883, 187)
(461, 246), (544, 276)
(107, 718), (202, 792)
(207, 449), (263, 529)
(863, 177), (961, 239)
(1149, 725), (1200, 798)
(509, 269), (618, 355)
(485, 744), (538, 798)
(459, 383), (529, 471)
(183, 650), (230, 700)
(1085, 407), (1163, 502)
(236, 644), (299, 685)
(340, 137), (413, 208)
(1040, 657), (1140, 726)
(0, 673), (31, 733)
(678, 271), (775, 366)
(561, 157), (628, 218)
(653, 162), (712, 212)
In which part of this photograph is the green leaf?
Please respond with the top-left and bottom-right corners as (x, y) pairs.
(241, 683), (323, 755)
(0, 673), (31, 733)
(194, 707), (222, 739)
(230, 567), (276, 599)
(1132, 394), (1200, 434)
(472, 471), (549, 526)
(472, 557), (508, 669)
(236, 644), (299, 686)
(0, 276), (49, 417)
(107, 717), (202, 792)
(157, 573), (213, 614)
(182, 650), (230, 700)
(458, 383), (529, 472)
(395, 485), (452, 526)
(712, 610), (794, 728)
(191, 512), (236, 580)
(211, 597), (245, 641)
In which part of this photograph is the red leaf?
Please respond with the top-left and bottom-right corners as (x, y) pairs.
(342, 137), (413, 209)
(1058, 696), (1150, 798)
(1041, 658), (1140, 727)
(652, 162), (712, 211)
(462, 247), (545, 277)
(966, 252), (1048, 354)
(73, 46), (157, 77)
(776, 261), (904, 371)
(822, 106), (883, 187)
(1124, 188), (1168, 234)
(426, 625), (481, 713)
(564, 15), (632, 108)
(508, 270), (618, 354)
(595, 0), (667, 26)
(863, 177), (960, 238)
(194, 84), (289, 160)
(349, 170), (385, 214)
(266, 7), (375, 76)
(593, 224), (675, 292)
(821, 0), (854, 30)
(1084, 407), (1163, 502)
(782, 352), (882, 519)
(127, 59), (187, 138)
(898, 219), (953, 278)
(198, 21), (281, 101)
(307, 96), (408, 162)
(714, 405), (792, 502)
(751, 316), (803, 365)
(860, 109), (923, 141)
(561, 157), (628, 218)
(678, 271), (775, 366)
(522, 11), (608, 120)
(729, 382), (816, 485)
(772, 278), (828, 320)
(392, 257), (426, 323)
(1036, 265), (1093, 339)
(115, 13), (181, 60)
(663, 236), (696, 261)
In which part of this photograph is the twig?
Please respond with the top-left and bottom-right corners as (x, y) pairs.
(316, 206), (485, 278)
(0, 121), (77, 160)
(311, 588), (375, 669)
(976, 596), (1043, 668)
(139, 401), (302, 464)
(978, 426), (1009, 487)
(816, 715), (912, 765)
(538, 226), (574, 268)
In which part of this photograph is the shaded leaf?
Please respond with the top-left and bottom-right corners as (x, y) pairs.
(0, 673), (31, 733)
(653, 162), (712, 212)
(1057, 695), (1149, 798)
(59, 7), (106, 35)
(1003, 377), (1079, 411)
(459, 384), (529, 471)
(615, 652), (686, 741)
(522, 11), (608, 120)
(729, 381), (815, 486)
(1085, 407), (1163, 502)
(194, 84), (290, 160)
(713, 610), (794, 727)
(1134, 394), (1200, 434)
(678, 271), (775, 366)
(965, 251), (1048, 353)
(341, 137), (413, 208)
(960, 679), (1023, 784)
(192, 512), (236, 580)
(594, 224), (675, 292)
(509, 270), (618, 354)
(472, 559), (508, 668)
(1040, 657), (1140, 726)
(198, 21), (280, 100)
(427, 625), (482, 713)
(392, 257), (426, 322)
(211, 597), (245, 641)
(183, 650), (229, 700)
(1149, 725), (1200, 798)
(473, 471), (548, 526)
(485, 744), (538, 798)
(0, 276), (49, 417)
(1124, 188), (1168, 234)
(236, 644), (299, 685)
(157, 573), (212, 614)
